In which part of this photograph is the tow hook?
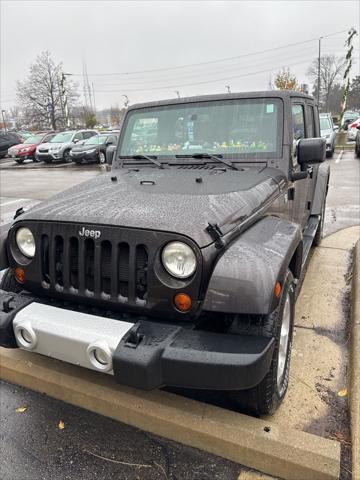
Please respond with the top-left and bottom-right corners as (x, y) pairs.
(124, 324), (143, 348)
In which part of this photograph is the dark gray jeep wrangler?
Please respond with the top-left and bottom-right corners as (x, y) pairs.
(0, 91), (329, 415)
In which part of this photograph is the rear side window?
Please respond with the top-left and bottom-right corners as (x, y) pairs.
(292, 104), (305, 140)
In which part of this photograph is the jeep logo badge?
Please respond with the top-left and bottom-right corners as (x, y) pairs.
(78, 227), (101, 239)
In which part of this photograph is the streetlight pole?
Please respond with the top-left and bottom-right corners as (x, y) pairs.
(1, 110), (7, 133)
(317, 37), (322, 107)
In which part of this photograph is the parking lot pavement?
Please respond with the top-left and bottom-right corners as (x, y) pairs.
(0, 381), (243, 480)
(324, 150), (360, 236)
(0, 151), (359, 480)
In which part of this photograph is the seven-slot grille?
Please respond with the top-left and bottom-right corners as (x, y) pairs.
(40, 230), (148, 306)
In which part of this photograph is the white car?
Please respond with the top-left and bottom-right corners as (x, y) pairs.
(347, 117), (360, 141)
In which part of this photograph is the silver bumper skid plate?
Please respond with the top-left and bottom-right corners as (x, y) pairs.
(13, 302), (134, 373)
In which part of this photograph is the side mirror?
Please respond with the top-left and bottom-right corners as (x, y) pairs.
(297, 138), (326, 166)
(357, 125), (360, 130)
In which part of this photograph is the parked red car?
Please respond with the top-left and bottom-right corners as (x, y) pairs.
(7, 131), (55, 163)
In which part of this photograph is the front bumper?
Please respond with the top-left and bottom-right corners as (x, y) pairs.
(71, 151), (98, 163)
(36, 151), (62, 161)
(0, 289), (274, 391)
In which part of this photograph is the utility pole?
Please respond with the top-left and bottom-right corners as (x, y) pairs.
(92, 82), (96, 113)
(1, 110), (7, 133)
(225, 85), (231, 93)
(317, 37), (322, 107)
(174, 90), (180, 98)
(61, 73), (71, 128)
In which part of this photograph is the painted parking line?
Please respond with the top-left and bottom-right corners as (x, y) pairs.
(335, 151), (343, 164)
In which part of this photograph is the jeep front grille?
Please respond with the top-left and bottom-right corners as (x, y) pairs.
(40, 232), (148, 305)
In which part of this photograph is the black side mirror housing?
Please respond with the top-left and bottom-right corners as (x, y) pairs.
(356, 125), (360, 130)
(297, 138), (326, 166)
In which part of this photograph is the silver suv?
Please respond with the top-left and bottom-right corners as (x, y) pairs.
(35, 130), (98, 163)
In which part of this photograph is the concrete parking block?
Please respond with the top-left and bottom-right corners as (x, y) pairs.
(0, 347), (340, 480)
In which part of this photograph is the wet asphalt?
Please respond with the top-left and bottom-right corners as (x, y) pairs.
(0, 149), (359, 480)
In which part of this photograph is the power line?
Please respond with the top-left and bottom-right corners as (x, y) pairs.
(90, 46), (320, 87)
(91, 57), (316, 93)
(69, 29), (349, 77)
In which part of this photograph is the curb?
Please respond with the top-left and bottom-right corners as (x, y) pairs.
(350, 240), (360, 480)
(0, 348), (340, 480)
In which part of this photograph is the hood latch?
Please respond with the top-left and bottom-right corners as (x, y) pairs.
(206, 223), (225, 249)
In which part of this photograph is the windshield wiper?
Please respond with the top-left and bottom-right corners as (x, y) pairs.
(120, 154), (164, 169)
(176, 153), (239, 171)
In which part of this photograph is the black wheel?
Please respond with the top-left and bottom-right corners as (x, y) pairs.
(0, 268), (23, 293)
(98, 151), (106, 164)
(63, 149), (72, 163)
(15, 159), (24, 164)
(43, 158), (53, 164)
(226, 270), (295, 416)
(356, 146), (360, 159)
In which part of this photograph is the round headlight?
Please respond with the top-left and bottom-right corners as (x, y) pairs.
(162, 241), (196, 279)
(16, 227), (36, 258)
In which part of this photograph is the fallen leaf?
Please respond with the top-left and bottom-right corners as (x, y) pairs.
(15, 406), (28, 413)
(337, 388), (348, 397)
(58, 420), (65, 430)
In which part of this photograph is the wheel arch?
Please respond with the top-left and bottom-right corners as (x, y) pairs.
(202, 216), (302, 316)
(311, 162), (330, 216)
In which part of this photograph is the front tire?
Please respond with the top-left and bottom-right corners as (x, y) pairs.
(63, 149), (72, 163)
(15, 159), (24, 164)
(227, 270), (295, 416)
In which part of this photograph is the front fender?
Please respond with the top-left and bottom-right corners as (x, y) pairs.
(0, 223), (11, 270)
(202, 216), (302, 315)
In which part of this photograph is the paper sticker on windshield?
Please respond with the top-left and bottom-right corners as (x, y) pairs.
(266, 104), (274, 113)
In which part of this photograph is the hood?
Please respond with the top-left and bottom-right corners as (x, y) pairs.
(38, 142), (65, 150)
(321, 129), (332, 137)
(19, 166), (285, 248)
(11, 142), (37, 151)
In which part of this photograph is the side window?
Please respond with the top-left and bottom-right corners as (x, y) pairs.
(307, 105), (315, 138)
(292, 104), (306, 140)
(42, 134), (54, 143)
(83, 131), (95, 139)
(73, 132), (83, 141)
(109, 136), (117, 144)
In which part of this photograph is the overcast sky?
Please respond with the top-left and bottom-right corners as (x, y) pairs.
(1, 0), (359, 110)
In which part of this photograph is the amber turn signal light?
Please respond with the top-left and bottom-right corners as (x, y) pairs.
(274, 281), (282, 298)
(15, 267), (26, 284)
(174, 293), (192, 312)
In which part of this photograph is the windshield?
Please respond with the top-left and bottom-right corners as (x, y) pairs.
(320, 117), (331, 131)
(119, 98), (283, 159)
(84, 135), (107, 145)
(50, 132), (74, 143)
(24, 134), (44, 144)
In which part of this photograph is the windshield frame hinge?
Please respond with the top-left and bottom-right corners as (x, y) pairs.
(206, 222), (225, 249)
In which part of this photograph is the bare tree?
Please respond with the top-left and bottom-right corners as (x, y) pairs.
(307, 55), (346, 111)
(16, 51), (78, 130)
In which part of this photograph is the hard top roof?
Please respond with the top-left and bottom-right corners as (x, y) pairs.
(127, 90), (315, 111)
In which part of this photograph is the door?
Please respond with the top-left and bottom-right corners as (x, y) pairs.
(290, 102), (310, 229)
